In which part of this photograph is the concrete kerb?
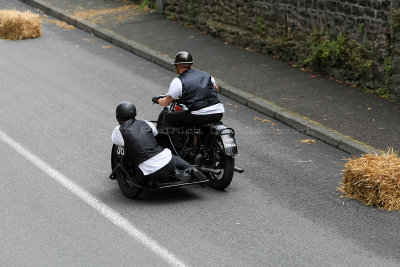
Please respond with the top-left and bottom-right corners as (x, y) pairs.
(38, 2), (62, 21)
(23, 0), (380, 156)
(75, 20), (96, 34)
(128, 39), (154, 62)
(275, 111), (312, 133)
(93, 27), (113, 43)
(218, 86), (379, 155)
(57, 10), (79, 29)
(64, 14), (77, 27)
(21, 0), (49, 13)
(112, 34), (135, 53)
(306, 123), (340, 147)
(338, 137), (382, 155)
(150, 51), (173, 71)
(218, 81), (250, 106)
(247, 96), (283, 118)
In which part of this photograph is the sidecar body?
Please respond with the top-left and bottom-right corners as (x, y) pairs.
(109, 132), (209, 199)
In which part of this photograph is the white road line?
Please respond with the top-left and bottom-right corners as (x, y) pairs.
(0, 129), (186, 267)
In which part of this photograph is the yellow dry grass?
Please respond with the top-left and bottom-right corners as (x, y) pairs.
(0, 9), (41, 40)
(47, 19), (75, 30)
(338, 150), (400, 211)
(300, 139), (316, 144)
(74, 5), (133, 19)
(72, 5), (145, 24)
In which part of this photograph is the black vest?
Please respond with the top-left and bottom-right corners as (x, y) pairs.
(178, 69), (220, 111)
(119, 119), (163, 165)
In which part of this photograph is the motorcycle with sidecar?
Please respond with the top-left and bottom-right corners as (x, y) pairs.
(109, 100), (243, 199)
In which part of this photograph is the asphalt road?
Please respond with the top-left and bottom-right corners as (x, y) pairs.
(1, 2), (400, 266)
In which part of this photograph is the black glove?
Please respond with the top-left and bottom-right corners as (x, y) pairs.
(152, 95), (166, 104)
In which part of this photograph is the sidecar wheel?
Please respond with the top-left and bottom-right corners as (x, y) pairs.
(111, 145), (142, 199)
(116, 174), (142, 199)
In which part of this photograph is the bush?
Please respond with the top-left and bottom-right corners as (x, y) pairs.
(304, 31), (373, 80)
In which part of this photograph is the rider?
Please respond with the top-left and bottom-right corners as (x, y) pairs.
(111, 102), (206, 184)
(152, 51), (224, 127)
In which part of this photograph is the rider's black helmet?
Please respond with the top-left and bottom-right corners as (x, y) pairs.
(116, 102), (136, 124)
(173, 51), (193, 66)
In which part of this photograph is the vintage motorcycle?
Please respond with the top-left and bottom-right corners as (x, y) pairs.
(109, 99), (243, 199)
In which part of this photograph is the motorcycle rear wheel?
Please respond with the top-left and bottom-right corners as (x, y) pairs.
(111, 145), (142, 199)
(207, 137), (235, 190)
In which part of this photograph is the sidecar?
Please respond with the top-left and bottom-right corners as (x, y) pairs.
(109, 132), (210, 199)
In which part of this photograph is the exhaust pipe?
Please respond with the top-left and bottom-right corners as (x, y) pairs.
(234, 167), (244, 173)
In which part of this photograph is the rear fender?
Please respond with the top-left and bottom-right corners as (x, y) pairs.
(209, 124), (238, 157)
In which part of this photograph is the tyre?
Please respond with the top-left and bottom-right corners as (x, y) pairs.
(156, 109), (166, 130)
(111, 145), (142, 199)
(207, 137), (235, 190)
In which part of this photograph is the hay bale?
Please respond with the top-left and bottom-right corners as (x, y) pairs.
(0, 9), (41, 40)
(338, 151), (400, 211)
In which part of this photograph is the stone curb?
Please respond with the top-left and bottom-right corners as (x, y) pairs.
(22, 0), (382, 156)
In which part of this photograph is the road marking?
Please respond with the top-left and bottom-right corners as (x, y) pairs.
(0, 129), (186, 267)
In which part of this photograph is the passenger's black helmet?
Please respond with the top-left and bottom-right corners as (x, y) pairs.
(173, 51), (193, 65)
(116, 102), (136, 124)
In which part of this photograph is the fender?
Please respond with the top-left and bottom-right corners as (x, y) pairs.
(209, 124), (238, 157)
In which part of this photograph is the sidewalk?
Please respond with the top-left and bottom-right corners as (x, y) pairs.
(20, 0), (400, 155)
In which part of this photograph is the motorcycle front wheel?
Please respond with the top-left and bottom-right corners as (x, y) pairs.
(111, 145), (142, 199)
(207, 137), (235, 190)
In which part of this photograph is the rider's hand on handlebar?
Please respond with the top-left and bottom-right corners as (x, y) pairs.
(152, 95), (166, 104)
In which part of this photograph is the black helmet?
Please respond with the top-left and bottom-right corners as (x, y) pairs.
(173, 51), (193, 65)
(116, 102), (136, 124)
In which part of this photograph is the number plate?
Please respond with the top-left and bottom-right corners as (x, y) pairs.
(221, 134), (237, 156)
(116, 146), (125, 156)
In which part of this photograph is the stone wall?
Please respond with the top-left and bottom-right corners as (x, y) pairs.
(161, 0), (400, 100)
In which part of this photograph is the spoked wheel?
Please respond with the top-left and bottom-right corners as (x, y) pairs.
(207, 137), (235, 190)
(111, 145), (142, 199)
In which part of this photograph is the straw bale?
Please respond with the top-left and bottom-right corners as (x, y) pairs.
(338, 151), (400, 211)
(0, 9), (41, 40)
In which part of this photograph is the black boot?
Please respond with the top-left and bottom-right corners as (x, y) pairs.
(189, 167), (207, 181)
(173, 170), (193, 182)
